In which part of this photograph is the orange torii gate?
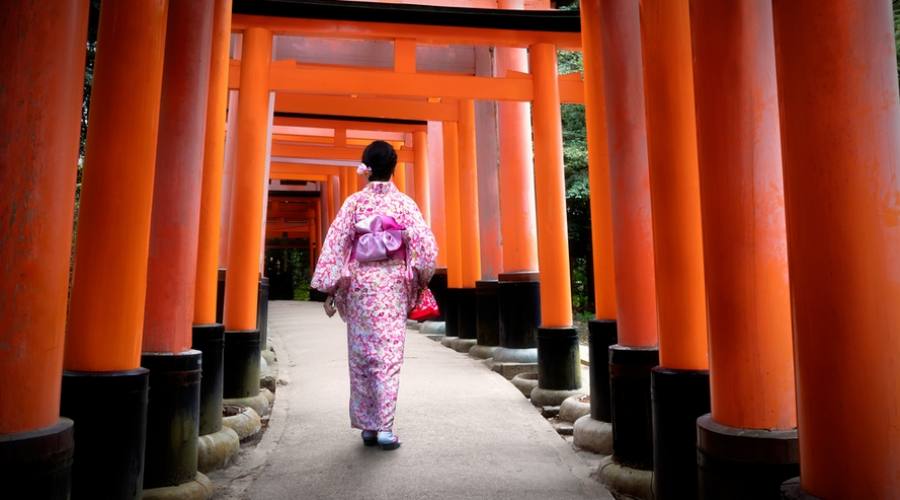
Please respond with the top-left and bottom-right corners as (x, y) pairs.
(218, 6), (588, 440)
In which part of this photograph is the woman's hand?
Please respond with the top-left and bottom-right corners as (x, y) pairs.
(324, 295), (337, 317)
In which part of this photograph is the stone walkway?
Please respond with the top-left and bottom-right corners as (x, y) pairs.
(211, 300), (612, 500)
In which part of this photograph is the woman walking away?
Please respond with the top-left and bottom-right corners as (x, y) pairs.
(311, 140), (437, 450)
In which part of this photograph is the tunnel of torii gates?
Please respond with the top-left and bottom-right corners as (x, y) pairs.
(0, 0), (898, 499)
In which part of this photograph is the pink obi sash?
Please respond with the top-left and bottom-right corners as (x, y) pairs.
(350, 215), (406, 263)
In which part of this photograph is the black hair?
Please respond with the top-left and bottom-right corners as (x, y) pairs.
(362, 140), (398, 182)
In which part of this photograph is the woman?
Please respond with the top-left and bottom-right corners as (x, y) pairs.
(311, 140), (437, 451)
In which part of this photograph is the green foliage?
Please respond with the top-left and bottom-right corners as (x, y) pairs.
(558, 48), (594, 314)
(895, 0), (900, 81)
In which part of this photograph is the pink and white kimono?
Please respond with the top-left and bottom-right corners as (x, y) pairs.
(311, 181), (437, 431)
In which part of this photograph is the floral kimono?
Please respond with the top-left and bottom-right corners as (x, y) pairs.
(311, 181), (437, 431)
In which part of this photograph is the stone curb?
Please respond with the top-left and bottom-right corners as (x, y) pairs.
(223, 389), (271, 418)
(510, 372), (539, 398)
(468, 344), (498, 360)
(222, 406), (262, 441)
(142, 472), (213, 500)
(573, 415), (613, 455)
(530, 387), (584, 408)
(596, 455), (653, 500)
(197, 426), (241, 473)
(559, 394), (591, 423)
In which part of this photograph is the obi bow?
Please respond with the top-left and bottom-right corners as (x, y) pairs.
(351, 215), (406, 263)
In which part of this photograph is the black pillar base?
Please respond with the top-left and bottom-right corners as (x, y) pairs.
(444, 288), (460, 337)
(652, 368), (711, 500)
(697, 414), (799, 500)
(498, 272), (540, 349)
(536, 327), (581, 390)
(0, 418), (74, 499)
(430, 269), (448, 321)
(224, 329), (261, 399)
(475, 280), (500, 347)
(216, 268), (226, 324)
(257, 276), (270, 350)
(609, 344), (659, 470)
(192, 324), (225, 436)
(61, 368), (149, 500)
(457, 287), (478, 340)
(140, 350), (202, 489)
(588, 319), (617, 422)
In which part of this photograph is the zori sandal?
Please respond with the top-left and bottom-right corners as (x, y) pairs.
(377, 431), (401, 451)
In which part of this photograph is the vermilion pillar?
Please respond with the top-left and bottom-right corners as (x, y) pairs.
(691, 2), (798, 497)
(62, 0), (168, 497)
(773, 2), (900, 498)
(141, 0), (213, 492)
(0, 1), (86, 496)
(493, 4), (542, 367)
(441, 122), (464, 344)
(427, 121), (447, 269)
(528, 43), (581, 407)
(577, 0), (618, 445)
(413, 130), (430, 223)
(450, 100), (482, 353)
(394, 160), (407, 193)
(193, 0), (232, 443)
(425, 122), (449, 322)
(639, 1), (710, 497)
(223, 27), (272, 400)
(597, 0), (659, 479)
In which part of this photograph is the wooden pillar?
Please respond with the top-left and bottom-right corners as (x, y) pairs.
(195, 0), (232, 326)
(218, 90), (239, 269)
(691, 1), (798, 497)
(141, 0), (213, 490)
(62, 0), (168, 496)
(0, 1), (86, 495)
(442, 122), (463, 340)
(427, 122), (447, 269)
(394, 161), (407, 193)
(493, 0), (542, 365)
(452, 100), (482, 351)
(597, 0), (659, 473)
(223, 27), (271, 399)
(413, 130), (430, 223)
(578, 0), (620, 432)
(639, 1), (710, 497)
(773, 1), (900, 497)
(193, 0), (232, 440)
(528, 43), (580, 406)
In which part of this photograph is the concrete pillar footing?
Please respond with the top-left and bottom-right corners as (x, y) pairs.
(451, 338), (478, 353)
(197, 426), (240, 473)
(559, 394), (591, 423)
(492, 347), (538, 364)
(530, 387), (584, 407)
(142, 472), (213, 500)
(468, 344), (498, 359)
(223, 388), (271, 418)
(573, 415), (613, 455)
(406, 319), (421, 330)
(222, 406), (262, 441)
(596, 455), (653, 500)
(420, 321), (446, 335)
(440, 336), (458, 348)
(510, 372), (539, 398)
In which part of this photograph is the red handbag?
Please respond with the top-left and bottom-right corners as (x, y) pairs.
(409, 287), (440, 321)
